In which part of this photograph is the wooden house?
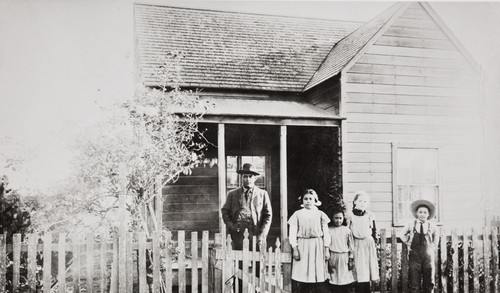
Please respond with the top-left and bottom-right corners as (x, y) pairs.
(134, 2), (483, 240)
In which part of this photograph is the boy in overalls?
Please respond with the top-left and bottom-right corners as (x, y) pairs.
(401, 199), (439, 293)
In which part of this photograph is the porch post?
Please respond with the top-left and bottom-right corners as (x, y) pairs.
(280, 125), (288, 240)
(218, 123), (227, 235)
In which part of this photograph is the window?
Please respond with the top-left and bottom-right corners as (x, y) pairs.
(226, 156), (269, 190)
(393, 144), (440, 226)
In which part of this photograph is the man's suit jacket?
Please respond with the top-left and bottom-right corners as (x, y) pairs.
(221, 186), (272, 239)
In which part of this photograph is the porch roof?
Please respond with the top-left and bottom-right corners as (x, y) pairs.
(200, 97), (343, 126)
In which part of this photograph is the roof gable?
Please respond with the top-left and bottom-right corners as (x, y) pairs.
(134, 4), (361, 92)
(304, 2), (480, 92)
(303, 2), (407, 92)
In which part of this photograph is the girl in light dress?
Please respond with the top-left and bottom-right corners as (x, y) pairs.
(345, 191), (380, 293)
(288, 189), (331, 293)
(326, 207), (354, 293)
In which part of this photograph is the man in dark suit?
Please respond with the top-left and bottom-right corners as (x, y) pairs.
(221, 163), (272, 250)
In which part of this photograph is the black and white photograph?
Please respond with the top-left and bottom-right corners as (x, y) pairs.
(1, 0), (500, 292)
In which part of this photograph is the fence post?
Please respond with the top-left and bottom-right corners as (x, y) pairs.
(380, 229), (387, 293)
(126, 232), (133, 292)
(242, 230), (250, 293)
(0, 234), (5, 292)
(274, 238), (282, 293)
(282, 238), (292, 292)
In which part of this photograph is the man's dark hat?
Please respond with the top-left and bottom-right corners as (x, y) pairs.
(237, 163), (260, 176)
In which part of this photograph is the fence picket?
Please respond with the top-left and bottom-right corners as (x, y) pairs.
(462, 228), (469, 293)
(274, 238), (282, 293)
(391, 229), (398, 293)
(138, 232), (147, 293)
(110, 235), (118, 293)
(28, 234), (37, 292)
(56, 234), (65, 293)
(8, 228), (500, 293)
(118, 231), (126, 293)
(87, 233), (94, 293)
(259, 242), (266, 293)
(401, 240), (408, 293)
(242, 230), (250, 293)
(492, 227), (499, 293)
(267, 246), (273, 293)
(192, 232), (199, 293)
(165, 231), (173, 293)
(179, 231), (186, 293)
(439, 228), (447, 293)
(202, 231), (209, 293)
(472, 228), (479, 292)
(126, 232), (133, 293)
(152, 231), (160, 292)
(100, 233), (107, 293)
(43, 232), (52, 293)
(12, 234), (21, 291)
(483, 227), (490, 293)
(380, 229), (387, 293)
(0, 234), (6, 292)
(451, 228), (458, 293)
(251, 236), (257, 289)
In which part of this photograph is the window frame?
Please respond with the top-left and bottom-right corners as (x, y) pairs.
(226, 155), (272, 193)
(392, 142), (442, 227)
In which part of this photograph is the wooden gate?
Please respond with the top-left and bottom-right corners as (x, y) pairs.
(211, 230), (292, 293)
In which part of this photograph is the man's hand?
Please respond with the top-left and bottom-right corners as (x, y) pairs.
(324, 248), (330, 261)
(293, 247), (300, 261)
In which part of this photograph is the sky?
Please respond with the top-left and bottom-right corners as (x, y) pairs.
(1, 0), (500, 193)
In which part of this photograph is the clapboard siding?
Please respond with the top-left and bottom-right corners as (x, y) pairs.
(349, 63), (477, 80)
(347, 93), (475, 108)
(163, 166), (219, 232)
(346, 72), (476, 89)
(342, 3), (482, 228)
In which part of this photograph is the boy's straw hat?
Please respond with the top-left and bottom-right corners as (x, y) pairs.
(411, 199), (436, 220)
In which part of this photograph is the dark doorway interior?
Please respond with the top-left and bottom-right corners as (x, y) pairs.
(287, 126), (342, 219)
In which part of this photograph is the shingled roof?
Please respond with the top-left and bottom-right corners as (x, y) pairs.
(303, 2), (407, 91)
(134, 4), (361, 92)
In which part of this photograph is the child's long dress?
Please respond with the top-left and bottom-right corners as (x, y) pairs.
(327, 225), (355, 285)
(288, 207), (331, 283)
(346, 211), (380, 283)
